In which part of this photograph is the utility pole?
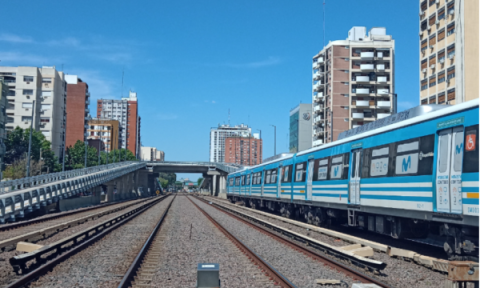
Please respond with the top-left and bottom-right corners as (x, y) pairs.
(26, 100), (35, 178)
(271, 125), (276, 156)
(98, 141), (101, 165)
(62, 110), (66, 172)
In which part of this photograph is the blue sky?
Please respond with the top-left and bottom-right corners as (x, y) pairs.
(1, 0), (419, 180)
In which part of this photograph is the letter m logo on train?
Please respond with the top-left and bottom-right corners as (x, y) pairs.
(334, 166), (339, 177)
(455, 143), (463, 154)
(402, 156), (411, 172)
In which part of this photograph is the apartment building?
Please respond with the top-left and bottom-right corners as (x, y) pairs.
(419, 0), (479, 105)
(0, 66), (66, 157)
(140, 146), (165, 161)
(225, 136), (262, 166)
(209, 124), (252, 163)
(86, 118), (120, 153)
(312, 27), (395, 147)
(65, 75), (90, 148)
(289, 104), (313, 153)
(97, 91), (141, 157)
(0, 78), (7, 174)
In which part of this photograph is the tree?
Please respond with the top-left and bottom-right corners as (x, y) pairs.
(4, 127), (60, 174)
(64, 140), (100, 170)
(158, 178), (168, 188)
(99, 148), (137, 165)
(3, 155), (44, 180)
(197, 177), (204, 186)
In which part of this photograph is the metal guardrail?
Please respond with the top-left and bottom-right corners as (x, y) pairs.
(144, 161), (242, 173)
(0, 161), (145, 195)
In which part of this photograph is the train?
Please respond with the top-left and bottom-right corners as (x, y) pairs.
(226, 99), (479, 260)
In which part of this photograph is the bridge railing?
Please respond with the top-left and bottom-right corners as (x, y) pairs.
(0, 161), (142, 195)
(144, 161), (242, 173)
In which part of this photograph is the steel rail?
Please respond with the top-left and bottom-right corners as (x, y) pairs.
(186, 196), (296, 288)
(117, 195), (176, 288)
(5, 195), (171, 288)
(194, 195), (392, 288)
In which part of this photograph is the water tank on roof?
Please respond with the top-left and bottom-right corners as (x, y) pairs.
(369, 27), (387, 36)
(348, 27), (366, 41)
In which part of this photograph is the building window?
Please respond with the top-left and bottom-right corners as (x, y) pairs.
(447, 44), (455, 58)
(429, 76), (436, 87)
(23, 76), (34, 82)
(41, 91), (52, 97)
(438, 28), (445, 41)
(42, 78), (52, 83)
(41, 104), (51, 110)
(438, 92), (446, 104)
(438, 8), (445, 20)
(421, 98), (428, 105)
(421, 20), (427, 31)
(447, 22), (455, 36)
(429, 34), (436, 46)
(421, 40), (427, 53)
(447, 3), (454, 16)
(438, 72), (446, 83)
(23, 89), (33, 95)
(429, 95), (436, 104)
(22, 102), (33, 108)
(447, 88), (455, 101)
(421, 80), (428, 90)
(429, 14), (436, 26)
(421, 0), (427, 11)
(429, 0), (436, 6)
(438, 49), (445, 63)
(40, 117), (50, 123)
(22, 116), (32, 122)
(447, 66), (455, 79)
(41, 131), (50, 137)
(429, 55), (436, 67)
(7, 90), (15, 96)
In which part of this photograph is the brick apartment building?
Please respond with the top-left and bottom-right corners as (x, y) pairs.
(65, 75), (90, 148)
(97, 91), (141, 158)
(224, 136), (262, 166)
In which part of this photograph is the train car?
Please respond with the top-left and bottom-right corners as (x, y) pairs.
(226, 100), (479, 259)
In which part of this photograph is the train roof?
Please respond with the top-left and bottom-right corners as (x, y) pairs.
(228, 99), (479, 175)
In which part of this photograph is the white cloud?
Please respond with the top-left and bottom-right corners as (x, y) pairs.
(47, 37), (80, 47)
(0, 33), (34, 43)
(0, 52), (51, 65)
(226, 56), (281, 68)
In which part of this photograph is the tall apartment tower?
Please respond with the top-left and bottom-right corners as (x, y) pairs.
(312, 27), (395, 147)
(225, 136), (262, 166)
(419, 0), (478, 105)
(290, 103), (313, 153)
(0, 66), (67, 157)
(209, 124), (252, 163)
(65, 75), (90, 148)
(87, 118), (120, 153)
(97, 91), (141, 158)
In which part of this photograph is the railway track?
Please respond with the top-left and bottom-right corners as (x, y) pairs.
(2, 195), (170, 288)
(120, 195), (293, 288)
(193, 195), (391, 288)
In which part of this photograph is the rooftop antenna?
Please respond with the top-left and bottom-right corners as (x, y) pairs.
(323, 0), (326, 48)
(121, 66), (124, 98)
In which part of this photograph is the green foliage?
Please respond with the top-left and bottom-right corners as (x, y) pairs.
(64, 140), (99, 170)
(158, 177), (168, 188)
(4, 127), (59, 173)
(197, 177), (204, 186)
(99, 148), (137, 165)
(157, 173), (176, 189)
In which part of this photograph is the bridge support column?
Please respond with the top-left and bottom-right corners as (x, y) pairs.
(138, 170), (149, 197)
(106, 184), (115, 203)
(212, 175), (218, 196)
(219, 175), (227, 195)
(120, 175), (127, 200)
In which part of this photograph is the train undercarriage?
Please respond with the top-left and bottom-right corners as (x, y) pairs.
(229, 195), (479, 261)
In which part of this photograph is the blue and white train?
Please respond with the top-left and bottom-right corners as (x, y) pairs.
(227, 100), (479, 259)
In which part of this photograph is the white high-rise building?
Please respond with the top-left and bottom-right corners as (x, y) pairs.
(0, 66), (67, 157)
(209, 124), (251, 163)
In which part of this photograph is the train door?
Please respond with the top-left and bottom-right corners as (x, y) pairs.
(349, 149), (362, 204)
(306, 159), (314, 201)
(436, 127), (464, 214)
(277, 166), (283, 198)
(261, 170), (265, 197)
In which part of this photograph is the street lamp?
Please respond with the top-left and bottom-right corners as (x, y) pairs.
(26, 100), (35, 178)
(270, 124), (276, 156)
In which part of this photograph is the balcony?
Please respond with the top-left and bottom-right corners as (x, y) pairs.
(377, 52), (384, 58)
(354, 88), (371, 95)
(314, 128), (324, 136)
(377, 113), (390, 119)
(313, 70), (324, 80)
(314, 116), (323, 123)
(313, 81), (323, 91)
(377, 101), (391, 108)
(377, 89), (389, 95)
(86, 99), (90, 105)
(314, 105), (321, 112)
(360, 64), (374, 71)
(356, 100), (369, 107)
(355, 76), (370, 82)
(376, 64), (385, 71)
(312, 58), (324, 69)
(313, 139), (323, 146)
(352, 113), (364, 119)
(360, 52), (374, 59)
(377, 76), (387, 83)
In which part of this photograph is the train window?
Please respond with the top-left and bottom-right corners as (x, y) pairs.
(330, 156), (343, 179)
(453, 131), (464, 172)
(265, 170), (271, 184)
(394, 135), (434, 176)
(246, 174), (251, 185)
(229, 178), (234, 186)
(463, 125), (479, 173)
(295, 162), (307, 182)
(370, 146), (389, 177)
(241, 175), (245, 185)
(282, 165), (293, 183)
(314, 158), (329, 181)
(235, 177), (241, 186)
(257, 172), (262, 184)
(271, 169), (278, 183)
(418, 135), (435, 175)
